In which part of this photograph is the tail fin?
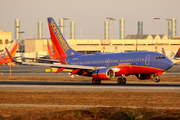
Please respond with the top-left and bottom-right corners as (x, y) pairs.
(162, 48), (166, 56)
(0, 40), (19, 64)
(47, 17), (83, 58)
(47, 39), (55, 59)
(174, 47), (180, 58)
(3, 39), (19, 57)
(5, 47), (17, 63)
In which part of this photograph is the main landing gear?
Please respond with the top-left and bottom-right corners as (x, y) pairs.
(155, 77), (160, 82)
(92, 79), (101, 84)
(117, 77), (126, 84)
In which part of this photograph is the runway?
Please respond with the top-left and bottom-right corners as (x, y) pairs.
(0, 81), (180, 92)
(0, 65), (180, 93)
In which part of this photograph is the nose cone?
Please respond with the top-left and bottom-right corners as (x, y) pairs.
(165, 59), (174, 70)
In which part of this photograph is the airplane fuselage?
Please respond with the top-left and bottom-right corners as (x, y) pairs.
(61, 51), (173, 77)
(46, 17), (174, 83)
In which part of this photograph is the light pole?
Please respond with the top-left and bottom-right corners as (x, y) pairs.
(154, 17), (160, 52)
(63, 18), (69, 39)
(166, 19), (172, 39)
(106, 17), (116, 39)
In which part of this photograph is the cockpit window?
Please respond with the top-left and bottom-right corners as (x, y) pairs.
(161, 57), (166, 59)
(155, 56), (167, 60)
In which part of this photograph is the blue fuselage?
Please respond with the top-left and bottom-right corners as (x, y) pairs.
(64, 51), (173, 76)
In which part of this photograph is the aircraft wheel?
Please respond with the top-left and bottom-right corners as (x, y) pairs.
(117, 78), (122, 84)
(117, 77), (126, 84)
(122, 78), (126, 84)
(155, 78), (160, 82)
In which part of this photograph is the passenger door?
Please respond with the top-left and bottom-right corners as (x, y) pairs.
(145, 54), (151, 65)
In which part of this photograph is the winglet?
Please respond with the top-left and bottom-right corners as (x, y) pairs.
(5, 47), (19, 63)
(174, 47), (180, 58)
(162, 48), (166, 56)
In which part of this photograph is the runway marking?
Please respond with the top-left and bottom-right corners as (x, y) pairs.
(1, 84), (180, 89)
(1, 104), (180, 110)
(1, 82), (180, 92)
(0, 84), (180, 92)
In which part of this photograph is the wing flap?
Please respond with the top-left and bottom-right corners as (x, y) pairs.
(21, 57), (60, 62)
(5, 49), (96, 70)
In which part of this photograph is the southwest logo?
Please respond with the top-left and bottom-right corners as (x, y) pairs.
(50, 20), (69, 51)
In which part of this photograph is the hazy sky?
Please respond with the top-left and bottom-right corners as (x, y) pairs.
(0, 0), (180, 39)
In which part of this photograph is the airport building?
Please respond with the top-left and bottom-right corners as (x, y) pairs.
(1, 18), (180, 59)
(0, 30), (12, 53)
(70, 21), (75, 39)
(119, 19), (125, 39)
(138, 21), (143, 35)
(24, 36), (180, 58)
(38, 21), (43, 39)
(15, 19), (20, 40)
(171, 19), (176, 39)
(104, 21), (109, 39)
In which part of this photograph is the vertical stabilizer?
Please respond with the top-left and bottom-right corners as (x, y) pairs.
(3, 39), (19, 57)
(47, 17), (83, 58)
(0, 39), (19, 64)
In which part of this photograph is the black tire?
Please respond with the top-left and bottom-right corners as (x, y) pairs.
(122, 78), (126, 84)
(117, 78), (126, 84)
(155, 78), (160, 82)
(117, 78), (122, 84)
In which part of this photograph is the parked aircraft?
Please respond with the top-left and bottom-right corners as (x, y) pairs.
(20, 39), (58, 63)
(47, 39), (55, 60)
(162, 47), (180, 64)
(162, 48), (166, 56)
(5, 17), (174, 84)
(0, 39), (19, 65)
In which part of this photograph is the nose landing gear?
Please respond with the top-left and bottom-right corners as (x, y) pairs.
(155, 77), (160, 82)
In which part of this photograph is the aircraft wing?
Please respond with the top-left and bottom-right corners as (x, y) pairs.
(15, 62), (95, 70)
(5, 48), (120, 73)
(5, 48), (99, 70)
(174, 57), (180, 60)
(21, 57), (60, 63)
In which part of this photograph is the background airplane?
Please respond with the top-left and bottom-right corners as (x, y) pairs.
(5, 17), (174, 84)
(0, 39), (19, 65)
(20, 39), (59, 63)
(162, 47), (180, 65)
(47, 39), (55, 60)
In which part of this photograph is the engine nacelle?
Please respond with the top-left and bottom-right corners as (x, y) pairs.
(136, 74), (155, 80)
(92, 68), (115, 80)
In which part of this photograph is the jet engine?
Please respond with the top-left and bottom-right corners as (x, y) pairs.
(92, 68), (115, 80)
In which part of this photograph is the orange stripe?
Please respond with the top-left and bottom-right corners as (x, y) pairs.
(52, 41), (61, 58)
(48, 21), (67, 58)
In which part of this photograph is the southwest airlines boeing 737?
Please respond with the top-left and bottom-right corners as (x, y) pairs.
(6, 17), (174, 84)
(0, 39), (19, 65)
